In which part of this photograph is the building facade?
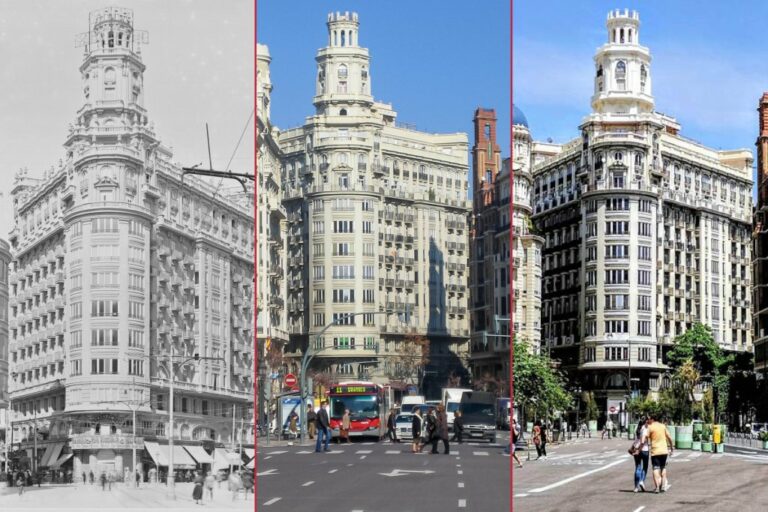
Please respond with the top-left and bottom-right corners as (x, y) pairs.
(7, 7), (253, 479)
(267, 12), (472, 397)
(469, 108), (541, 393)
(754, 94), (768, 381)
(531, 9), (753, 423)
(0, 239), (10, 447)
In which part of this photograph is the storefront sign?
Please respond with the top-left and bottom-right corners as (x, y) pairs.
(70, 434), (144, 450)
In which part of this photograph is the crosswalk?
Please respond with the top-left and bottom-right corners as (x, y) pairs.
(528, 447), (768, 466)
(259, 446), (502, 458)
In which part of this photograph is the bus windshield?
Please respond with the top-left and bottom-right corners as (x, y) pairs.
(446, 402), (461, 413)
(330, 395), (378, 420)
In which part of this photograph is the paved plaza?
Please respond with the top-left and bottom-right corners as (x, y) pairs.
(0, 480), (252, 511)
(513, 436), (768, 512)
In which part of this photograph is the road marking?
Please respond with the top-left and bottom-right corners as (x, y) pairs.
(456, 464), (461, 467)
(738, 450), (757, 455)
(297, 450), (313, 454)
(360, 455), (367, 459)
(632, 507), (645, 512)
(356, 450), (373, 454)
(328, 469), (338, 474)
(386, 450), (400, 454)
(473, 451), (489, 456)
(264, 456), (272, 460)
(347, 463), (354, 466)
(457, 470), (463, 475)
(264, 498), (282, 506)
(458, 499), (467, 508)
(529, 457), (626, 493)
(267, 451), (287, 455)
(458, 482), (464, 488)
(256, 469), (278, 476)
(302, 481), (315, 487)
(379, 469), (435, 477)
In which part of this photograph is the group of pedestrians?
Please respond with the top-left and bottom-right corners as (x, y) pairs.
(629, 413), (673, 494)
(407, 404), (452, 454)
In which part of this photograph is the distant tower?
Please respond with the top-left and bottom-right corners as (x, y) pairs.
(313, 11), (374, 117)
(591, 9), (653, 116)
(472, 108), (501, 207)
(257, 44), (273, 122)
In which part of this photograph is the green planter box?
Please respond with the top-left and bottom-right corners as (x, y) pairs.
(762, 440), (768, 450)
(588, 420), (597, 433)
(675, 426), (692, 449)
(715, 443), (724, 453)
(667, 425), (676, 446)
(701, 442), (713, 452)
(692, 441), (702, 451)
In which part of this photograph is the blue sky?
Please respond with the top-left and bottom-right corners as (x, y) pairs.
(514, 0), (767, 166)
(258, 0), (511, 165)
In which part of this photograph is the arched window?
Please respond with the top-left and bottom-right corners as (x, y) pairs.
(340, 108), (347, 116)
(640, 65), (648, 92)
(619, 28), (625, 43)
(338, 64), (348, 79)
(341, 30), (346, 47)
(108, 30), (115, 48)
(615, 61), (626, 90)
(628, 29), (633, 43)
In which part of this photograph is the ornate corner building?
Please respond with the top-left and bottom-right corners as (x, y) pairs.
(531, 10), (753, 419)
(6, 7), (254, 479)
(259, 12), (473, 397)
(754, 94), (768, 382)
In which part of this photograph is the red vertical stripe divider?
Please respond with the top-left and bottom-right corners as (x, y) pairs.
(253, 0), (259, 510)
(509, 0), (515, 510)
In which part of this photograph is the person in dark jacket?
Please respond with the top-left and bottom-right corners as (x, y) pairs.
(411, 408), (423, 453)
(307, 404), (317, 440)
(386, 409), (400, 443)
(192, 471), (204, 504)
(452, 410), (465, 444)
(315, 400), (331, 452)
(436, 404), (450, 454)
(421, 407), (438, 454)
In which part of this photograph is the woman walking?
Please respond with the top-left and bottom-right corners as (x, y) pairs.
(436, 404), (450, 454)
(533, 420), (548, 460)
(632, 417), (650, 492)
(341, 409), (351, 443)
(510, 418), (524, 468)
(411, 407), (423, 453)
(452, 410), (464, 444)
(204, 471), (216, 501)
(192, 471), (204, 505)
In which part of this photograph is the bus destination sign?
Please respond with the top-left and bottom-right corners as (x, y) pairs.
(333, 385), (377, 394)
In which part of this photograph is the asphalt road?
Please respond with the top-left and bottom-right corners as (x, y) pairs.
(256, 431), (511, 512)
(513, 436), (768, 512)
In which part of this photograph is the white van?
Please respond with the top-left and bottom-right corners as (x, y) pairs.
(401, 395), (425, 412)
(442, 388), (471, 427)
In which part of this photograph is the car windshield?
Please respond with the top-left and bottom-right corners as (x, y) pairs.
(331, 396), (378, 420)
(461, 403), (494, 417)
(446, 402), (461, 413)
(395, 414), (412, 423)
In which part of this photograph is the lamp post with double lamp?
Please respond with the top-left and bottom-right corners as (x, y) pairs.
(298, 309), (393, 445)
(156, 350), (224, 500)
(3, 372), (16, 472)
(95, 388), (151, 485)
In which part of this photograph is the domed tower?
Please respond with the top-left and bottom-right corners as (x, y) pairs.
(591, 9), (653, 116)
(313, 11), (374, 117)
(62, 8), (154, 462)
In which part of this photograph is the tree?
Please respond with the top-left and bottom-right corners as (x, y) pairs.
(386, 334), (430, 384)
(512, 339), (571, 422)
(584, 392), (599, 422)
(667, 323), (731, 376)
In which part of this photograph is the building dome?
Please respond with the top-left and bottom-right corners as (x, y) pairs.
(513, 105), (529, 128)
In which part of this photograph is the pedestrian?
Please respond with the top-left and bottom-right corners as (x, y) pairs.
(107, 471), (114, 491)
(533, 420), (548, 460)
(204, 470), (216, 501)
(641, 413), (673, 493)
(100, 472), (107, 491)
(630, 417), (650, 493)
(386, 408), (399, 443)
(192, 470), (204, 505)
(580, 421), (588, 439)
(437, 404), (450, 454)
(228, 470), (243, 501)
(82, 471), (87, 485)
(315, 400), (331, 452)
(452, 410), (465, 444)
(340, 409), (351, 443)
(89, 470), (94, 485)
(242, 470), (253, 496)
(509, 418), (524, 467)
(411, 407), (423, 453)
(422, 407), (439, 454)
(16, 472), (25, 496)
(135, 469), (141, 488)
(307, 403), (317, 440)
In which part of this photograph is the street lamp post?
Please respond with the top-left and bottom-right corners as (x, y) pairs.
(156, 348), (224, 500)
(298, 310), (392, 445)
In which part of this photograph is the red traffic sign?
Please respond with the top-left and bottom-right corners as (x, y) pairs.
(608, 406), (617, 413)
(284, 373), (297, 387)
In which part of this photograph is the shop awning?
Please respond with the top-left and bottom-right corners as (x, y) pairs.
(144, 442), (197, 468)
(183, 445), (213, 464)
(40, 443), (65, 467)
(212, 448), (241, 471)
(144, 441), (170, 466)
(50, 453), (72, 469)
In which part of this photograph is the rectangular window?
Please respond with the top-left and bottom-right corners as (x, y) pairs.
(314, 289), (325, 304)
(638, 320), (651, 336)
(604, 320), (629, 333)
(583, 347), (596, 362)
(638, 295), (651, 311)
(606, 197), (630, 211)
(604, 269), (629, 284)
(314, 266), (325, 280)
(362, 265), (374, 279)
(313, 221), (325, 234)
(363, 289), (375, 303)
(91, 299), (119, 317)
(605, 294), (629, 310)
(333, 220), (354, 233)
(638, 222), (652, 236)
(604, 346), (629, 360)
(332, 265), (355, 279)
(639, 347), (652, 361)
(128, 330), (144, 348)
(332, 288), (355, 303)
(362, 221), (373, 233)
(92, 218), (119, 233)
(605, 221), (629, 235)
(638, 246), (652, 260)
(638, 270), (651, 286)
(70, 360), (82, 376)
(605, 244), (629, 259)
(70, 330), (82, 348)
(639, 200), (653, 213)
(313, 313), (325, 327)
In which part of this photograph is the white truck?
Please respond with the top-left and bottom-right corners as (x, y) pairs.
(400, 395), (425, 413)
(442, 388), (471, 428)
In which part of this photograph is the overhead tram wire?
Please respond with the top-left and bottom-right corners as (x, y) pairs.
(213, 108), (255, 199)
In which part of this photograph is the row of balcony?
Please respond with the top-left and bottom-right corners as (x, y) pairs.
(378, 233), (416, 245)
(378, 210), (416, 223)
(379, 255), (415, 267)
(379, 278), (416, 290)
(9, 248), (66, 283)
(13, 348), (65, 372)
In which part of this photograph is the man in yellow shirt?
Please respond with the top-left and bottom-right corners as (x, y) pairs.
(641, 413), (674, 493)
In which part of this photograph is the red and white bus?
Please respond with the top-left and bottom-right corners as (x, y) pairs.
(328, 381), (389, 441)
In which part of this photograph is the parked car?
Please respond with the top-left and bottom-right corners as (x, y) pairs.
(459, 391), (497, 443)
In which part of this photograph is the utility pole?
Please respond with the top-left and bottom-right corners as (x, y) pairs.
(231, 404), (236, 474)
